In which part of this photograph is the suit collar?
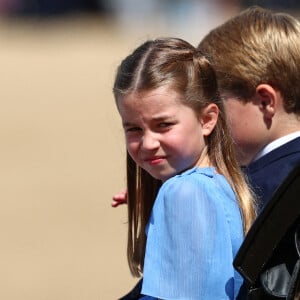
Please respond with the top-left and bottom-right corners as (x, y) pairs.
(245, 136), (300, 172)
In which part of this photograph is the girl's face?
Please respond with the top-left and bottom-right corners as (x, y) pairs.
(117, 86), (216, 182)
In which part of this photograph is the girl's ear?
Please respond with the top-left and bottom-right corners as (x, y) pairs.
(200, 103), (219, 136)
(256, 84), (278, 119)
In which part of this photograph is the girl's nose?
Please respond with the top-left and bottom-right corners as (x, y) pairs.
(141, 131), (160, 151)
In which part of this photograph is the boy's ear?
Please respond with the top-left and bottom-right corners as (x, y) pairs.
(200, 103), (219, 136)
(256, 84), (278, 119)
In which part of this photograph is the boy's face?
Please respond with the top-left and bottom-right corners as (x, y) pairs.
(222, 94), (269, 166)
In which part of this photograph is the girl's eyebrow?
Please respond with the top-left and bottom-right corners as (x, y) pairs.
(151, 114), (174, 121)
(123, 115), (173, 126)
(152, 116), (168, 121)
(122, 121), (136, 127)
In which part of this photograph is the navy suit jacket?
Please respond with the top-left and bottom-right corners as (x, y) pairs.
(243, 136), (300, 210)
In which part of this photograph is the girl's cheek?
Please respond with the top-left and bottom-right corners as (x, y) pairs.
(127, 142), (139, 156)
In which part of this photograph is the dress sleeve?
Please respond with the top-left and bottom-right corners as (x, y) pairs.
(141, 173), (243, 299)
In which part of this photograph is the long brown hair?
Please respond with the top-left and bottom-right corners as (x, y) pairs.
(113, 38), (256, 277)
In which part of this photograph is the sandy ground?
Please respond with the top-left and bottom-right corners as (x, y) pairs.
(0, 6), (240, 299)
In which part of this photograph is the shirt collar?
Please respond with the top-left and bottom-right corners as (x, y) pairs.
(253, 131), (300, 162)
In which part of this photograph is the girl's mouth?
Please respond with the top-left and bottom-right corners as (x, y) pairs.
(145, 157), (165, 165)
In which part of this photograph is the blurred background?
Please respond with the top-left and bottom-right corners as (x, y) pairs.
(0, 0), (299, 299)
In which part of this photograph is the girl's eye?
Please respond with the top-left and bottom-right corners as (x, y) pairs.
(125, 127), (141, 132)
(159, 122), (173, 128)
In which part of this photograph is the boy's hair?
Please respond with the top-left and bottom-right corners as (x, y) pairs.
(113, 37), (256, 277)
(198, 6), (300, 114)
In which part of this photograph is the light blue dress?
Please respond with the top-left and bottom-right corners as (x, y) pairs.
(140, 167), (244, 300)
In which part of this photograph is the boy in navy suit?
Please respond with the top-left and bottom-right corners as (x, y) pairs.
(198, 6), (300, 210)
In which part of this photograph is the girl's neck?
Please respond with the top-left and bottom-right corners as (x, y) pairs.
(196, 147), (211, 168)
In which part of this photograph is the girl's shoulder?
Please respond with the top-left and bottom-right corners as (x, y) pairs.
(164, 166), (223, 189)
(160, 166), (236, 205)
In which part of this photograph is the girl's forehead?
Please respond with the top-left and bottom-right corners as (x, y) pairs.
(119, 90), (178, 113)
(120, 86), (183, 105)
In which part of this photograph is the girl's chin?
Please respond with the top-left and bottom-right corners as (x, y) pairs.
(149, 171), (177, 182)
